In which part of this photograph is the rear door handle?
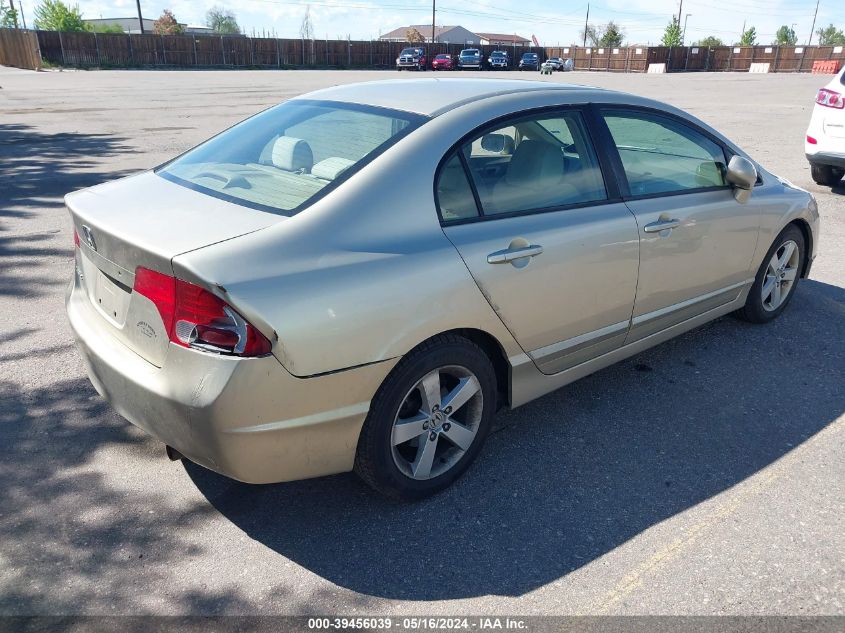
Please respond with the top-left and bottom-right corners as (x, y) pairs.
(643, 218), (681, 233)
(487, 244), (544, 264)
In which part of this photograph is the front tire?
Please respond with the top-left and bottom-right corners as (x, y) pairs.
(354, 335), (497, 501)
(810, 163), (844, 186)
(736, 224), (805, 323)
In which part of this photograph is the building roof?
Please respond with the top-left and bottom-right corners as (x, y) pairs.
(379, 25), (473, 41)
(476, 32), (531, 44)
(295, 78), (600, 116)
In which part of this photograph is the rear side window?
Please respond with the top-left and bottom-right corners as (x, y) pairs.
(435, 110), (607, 221)
(159, 100), (424, 215)
(602, 110), (728, 196)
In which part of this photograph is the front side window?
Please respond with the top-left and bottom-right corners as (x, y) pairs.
(602, 110), (728, 196)
(159, 100), (424, 215)
(436, 110), (607, 220)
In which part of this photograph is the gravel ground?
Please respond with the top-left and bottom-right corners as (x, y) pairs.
(0, 67), (843, 616)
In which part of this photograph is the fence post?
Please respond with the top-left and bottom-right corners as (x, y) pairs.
(162, 35), (167, 65)
(221, 36), (225, 65)
(251, 37), (255, 66)
(347, 37), (351, 67)
(193, 35), (197, 66)
(773, 45), (780, 72)
(370, 39), (373, 67)
(127, 33), (133, 66)
(276, 38), (280, 67)
(58, 30), (65, 66)
(624, 46), (630, 72)
(94, 32), (100, 66)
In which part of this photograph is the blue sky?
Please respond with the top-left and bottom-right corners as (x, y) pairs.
(16, 0), (845, 46)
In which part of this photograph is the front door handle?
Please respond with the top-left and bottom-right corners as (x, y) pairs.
(643, 218), (681, 233)
(487, 244), (544, 264)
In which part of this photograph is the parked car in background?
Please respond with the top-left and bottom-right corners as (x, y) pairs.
(66, 78), (819, 500)
(562, 58), (574, 71)
(545, 57), (565, 71)
(458, 48), (483, 70)
(805, 65), (845, 187)
(519, 52), (540, 71)
(431, 53), (454, 71)
(396, 47), (428, 71)
(487, 50), (510, 70)
(540, 60), (556, 75)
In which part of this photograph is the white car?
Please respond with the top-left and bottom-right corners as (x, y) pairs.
(805, 65), (845, 187)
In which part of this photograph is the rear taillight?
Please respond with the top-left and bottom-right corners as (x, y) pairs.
(807, 135), (818, 144)
(816, 88), (844, 109)
(133, 267), (272, 357)
(73, 229), (80, 248)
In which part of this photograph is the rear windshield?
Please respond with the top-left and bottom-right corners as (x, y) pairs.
(158, 100), (425, 215)
(462, 49), (479, 55)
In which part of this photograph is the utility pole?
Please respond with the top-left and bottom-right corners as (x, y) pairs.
(740, 19), (746, 43)
(808, 0), (819, 45)
(582, 3), (589, 47)
(683, 13), (691, 45)
(677, 0), (683, 28)
(17, 0), (25, 28)
(431, 0), (436, 47)
(136, 0), (145, 35)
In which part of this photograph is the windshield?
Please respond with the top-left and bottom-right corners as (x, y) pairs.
(435, 54), (450, 59)
(159, 100), (425, 215)
(400, 48), (421, 55)
(491, 52), (506, 57)
(523, 53), (538, 59)
(461, 49), (479, 55)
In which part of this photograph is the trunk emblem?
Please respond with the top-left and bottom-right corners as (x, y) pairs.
(81, 225), (97, 252)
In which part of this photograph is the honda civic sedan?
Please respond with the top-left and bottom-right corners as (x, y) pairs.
(66, 79), (819, 500)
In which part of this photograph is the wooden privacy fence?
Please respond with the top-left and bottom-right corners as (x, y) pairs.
(0, 29), (41, 70)
(2, 30), (845, 74)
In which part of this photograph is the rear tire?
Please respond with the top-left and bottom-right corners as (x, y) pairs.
(354, 335), (497, 501)
(736, 224), (805, 324)
(810, 163), (844, 186)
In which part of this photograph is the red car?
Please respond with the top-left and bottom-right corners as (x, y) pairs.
(431, 54), (454, 71)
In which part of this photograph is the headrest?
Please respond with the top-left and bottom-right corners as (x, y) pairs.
(505, 140), (563, 186)
(311, 157), (355, 181)
(272, 137), (313, 173)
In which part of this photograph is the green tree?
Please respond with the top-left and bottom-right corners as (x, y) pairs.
(816, 24), (845, 46)
(89, 23), (125, 33)
(33, 0), (88, 31)
(738, 26), (757, 46)
(661, 16), (682, 47)
(599, 21), (624, 47)
(206, 6), (240, 35)
(0, 4), (18, 28)
(695, 36), (723, 47)
(153, 9), (183, 35)
(774, 25), (797, 45)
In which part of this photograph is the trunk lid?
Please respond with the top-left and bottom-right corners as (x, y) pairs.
(67, 171), (283, 366)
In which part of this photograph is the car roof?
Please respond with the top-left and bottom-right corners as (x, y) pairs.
(295, 78), (608, 117)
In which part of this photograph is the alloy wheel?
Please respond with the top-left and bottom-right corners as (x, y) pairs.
(761, 239), (800, 311)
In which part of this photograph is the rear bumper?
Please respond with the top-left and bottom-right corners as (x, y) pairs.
(66, 274), (397, 484)
(806, 152), (845, 169)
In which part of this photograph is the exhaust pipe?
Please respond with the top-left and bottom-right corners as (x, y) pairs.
(165, 445), (184, 461)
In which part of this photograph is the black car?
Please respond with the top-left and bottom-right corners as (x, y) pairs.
(487, 50), (510, 70)
(458, 48), (483, 70)
(396, 47), (427, 71)
(518, 52), (540, 71)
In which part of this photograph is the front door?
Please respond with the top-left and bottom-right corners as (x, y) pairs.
(599, 108), (762, 342)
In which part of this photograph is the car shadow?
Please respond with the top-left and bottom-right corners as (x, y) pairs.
(186, 277), (845, 601)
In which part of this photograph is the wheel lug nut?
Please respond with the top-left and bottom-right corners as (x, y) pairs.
(444, 406), (452, 414)
(429, 431), (437, 441)
(422, 421), (429, 430)
(443, 422), (451, 431)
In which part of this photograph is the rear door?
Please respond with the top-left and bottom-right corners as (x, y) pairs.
(438, 108), (640, 375)
(597, 107), (762, 342)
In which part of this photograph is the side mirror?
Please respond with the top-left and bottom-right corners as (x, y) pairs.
(726, 155), (757, 203)
(481, 133), (514, 154)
